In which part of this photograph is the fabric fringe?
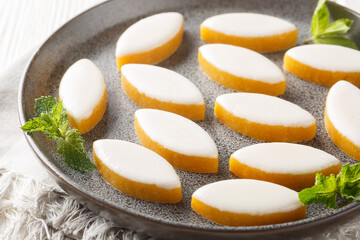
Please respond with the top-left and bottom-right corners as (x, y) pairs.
(1, 168), (360, 240)
(0, 169), (148, 240)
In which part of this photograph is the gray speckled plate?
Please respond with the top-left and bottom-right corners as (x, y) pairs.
(18, 0), (360, 239)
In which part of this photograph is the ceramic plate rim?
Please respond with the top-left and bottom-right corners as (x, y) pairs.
(17, 0), (360, 235)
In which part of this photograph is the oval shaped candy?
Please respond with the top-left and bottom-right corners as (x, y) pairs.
(325, 80), (360, 161)
(214, 92), (316, 142)
(199, 44), (286, 96)
(230, 143), (341, 190)
(59, 58), (107, 134)
(284, 44), (360, 87)
(191, 179), (306, 226)
(93, 139), (182, 203)
(121, 64), (205, 120)
(201, 13), (297, 52)
(115, 12), (184, 70)
(135, 109), (218, 173)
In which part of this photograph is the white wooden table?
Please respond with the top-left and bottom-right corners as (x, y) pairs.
(0, 0), (106, 72)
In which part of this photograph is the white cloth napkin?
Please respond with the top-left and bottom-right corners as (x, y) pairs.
(0, 49), (56, 181)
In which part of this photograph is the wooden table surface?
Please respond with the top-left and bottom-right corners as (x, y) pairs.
(0, 0), (105, 72)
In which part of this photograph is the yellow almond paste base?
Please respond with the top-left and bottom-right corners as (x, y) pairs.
(198, 51), (286, 96)
(214, 101), (316, 142)
(93, 149), (182, 203)
(191, 197), (306, 226)
(200, 26), (298, 53)
(325, 109), (360, 161)
(64, 89), (107, 135)
(283, 54), (360, 88)
(116, 25), (184, 71)
(122, 75), (205, 120)
(134, 117), (218, 173)
(229, 156), (341, 190)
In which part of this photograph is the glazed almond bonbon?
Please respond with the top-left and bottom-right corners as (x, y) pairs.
(59, 59), (107, 134)
(191, 179), (306, 226)
(325, 81), (360, 161)
(284, 44), (360, 87)
(121, 64), (205, 120)
(134, 109), (218, 173)
(200, 13), (297, 52)
(198, 44), (286, 96)
(214, 93), (316, 142)
(115, 12), (184, 71)
(93, 139), (182, 203)
(230, 143), (341, 190)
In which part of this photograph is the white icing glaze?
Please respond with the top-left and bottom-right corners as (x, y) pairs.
(193, 179), (303, 215)
(201, 13), (296, 37)
(121, 64), (204, 105)
(59, 59), (106, 122)
(216, 92), (315, 127)
(326, 81), (360, 146)
(199, 44), (285, 84)
(93, 139), (181, 190)
(232, 143), (340, 174)
(286, 44), (360, 72)
(135, 109), (218, 158)
(116, 12), (183, 57)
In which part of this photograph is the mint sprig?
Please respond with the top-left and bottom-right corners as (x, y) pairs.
(304, 0), (358, 50)
(299, 164), (360, 208)
(21, 96), (96, 173)
(337, 164), (360, 201)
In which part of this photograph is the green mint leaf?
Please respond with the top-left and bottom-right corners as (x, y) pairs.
(21, 114), (62, 140)
(57, 129), (96, 173)
(22, 96), (95, 172)
(35, 96), (58, 117)
(44, 97), (69, 136)
(22, 96), (69, 139)
(311, 0), (329, 37)
(21, 117), (46, 132)
(321, 18), (353, 36)
(52, 100), (69, 136)
(298, 173), (338, 208)
(337, 164), (360, 201)
(307, 0), (357, 50)
(313, 36), (359, 50)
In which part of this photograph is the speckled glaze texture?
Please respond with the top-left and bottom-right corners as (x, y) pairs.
(18, 0), (360, 239)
